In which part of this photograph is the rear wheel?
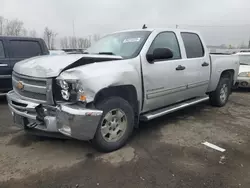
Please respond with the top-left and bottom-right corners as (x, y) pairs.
(209, 77), (231, 107)
(92, 97), (134, 152)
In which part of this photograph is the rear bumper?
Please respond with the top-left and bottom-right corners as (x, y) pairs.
(236, 77), (250, 88)
(7, 90), (103, 140)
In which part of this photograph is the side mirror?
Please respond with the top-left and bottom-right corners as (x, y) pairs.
(146, 48), (173, 63)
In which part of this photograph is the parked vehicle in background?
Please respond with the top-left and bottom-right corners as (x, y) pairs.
(0, 36), (49, 95)
(49, 50), (66, 55)
(7, 28), (239, 152)
(235, 52), (250, 88)
(62, 48), (86, 53)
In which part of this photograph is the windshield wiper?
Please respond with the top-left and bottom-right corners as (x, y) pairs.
(240, 63), (249, 65)
(98, 52), (116, 55)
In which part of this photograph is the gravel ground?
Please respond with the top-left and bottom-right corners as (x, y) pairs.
(0, 89), (250, 188)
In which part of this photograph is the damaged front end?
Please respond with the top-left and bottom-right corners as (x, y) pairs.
(7, 90), (103, 140)
(7, 52), (138, 141)
(6, 54), (124, 140)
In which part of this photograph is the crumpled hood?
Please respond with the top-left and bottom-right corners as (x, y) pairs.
(239, 65), (250, 74)
(13, 54), (122, 78)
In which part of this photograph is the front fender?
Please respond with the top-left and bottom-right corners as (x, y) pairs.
(59, 57), (142, 104)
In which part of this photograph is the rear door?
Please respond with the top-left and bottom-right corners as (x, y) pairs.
(180, 32), (210, 98)
(0, 39), (12, 92)
(8, 39), (43, 69)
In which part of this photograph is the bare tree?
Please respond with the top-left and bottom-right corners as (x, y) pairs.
(60, 37), (69, 49)
(29, 30), (37, 37)
(0, 16), (4, 35)
(88, 35), (92, 47)
(21, 28), (27, 36)
(43, 27), (57, 49)
(68, 36), (77, 49)
(77, 38), (87, 49)
(86, 37), (91, 48)
(238, 42), (247, 49)
(78, 37), (91, 48)
(5, 19), (24, 36)
(93, 34), (101, 42)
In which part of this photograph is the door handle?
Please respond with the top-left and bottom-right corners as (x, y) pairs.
(202, 62), (209, 67)
(176, 65), (186, 71)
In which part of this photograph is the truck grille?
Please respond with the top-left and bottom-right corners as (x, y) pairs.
(12, 72), (52, 104)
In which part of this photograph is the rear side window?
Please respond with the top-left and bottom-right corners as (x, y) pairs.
(0, 41), (5, 58)
(9, 40), (42, 58)
(181, 32), (204, 58)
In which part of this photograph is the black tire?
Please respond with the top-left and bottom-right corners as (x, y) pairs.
(92, 97), (134, 152)
(209, 77), (231, 107)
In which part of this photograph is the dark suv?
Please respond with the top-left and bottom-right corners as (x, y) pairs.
(0, 36), (49, 95)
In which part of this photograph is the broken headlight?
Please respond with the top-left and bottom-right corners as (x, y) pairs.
(56, 78), (86, 102)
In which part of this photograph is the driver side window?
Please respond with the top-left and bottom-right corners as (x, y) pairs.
(148, 32), (181, 60)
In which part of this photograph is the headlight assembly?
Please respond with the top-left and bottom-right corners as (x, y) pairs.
(58, 80), (69, 90)
(239, 72), (250, 77)
(61, 89), (70, 100)
(56, 78), (87, 102)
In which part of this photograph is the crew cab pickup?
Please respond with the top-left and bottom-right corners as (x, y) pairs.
(7, 28), (239, 152)
(0, 36), (49, 95)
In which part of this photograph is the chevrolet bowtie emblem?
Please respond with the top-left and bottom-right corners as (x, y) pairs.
(17, 81), (24, 90)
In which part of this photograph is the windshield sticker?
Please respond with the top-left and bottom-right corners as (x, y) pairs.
(123, 38), (141, 43)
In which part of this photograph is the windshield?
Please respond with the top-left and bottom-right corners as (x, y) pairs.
(86, 31), (151, 58)
(239, 55), (250, 65)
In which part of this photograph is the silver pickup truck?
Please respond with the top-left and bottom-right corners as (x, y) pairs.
(7, 28), (239, 152)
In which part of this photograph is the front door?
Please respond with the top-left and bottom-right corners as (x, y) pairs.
(141, 31), (189, 112)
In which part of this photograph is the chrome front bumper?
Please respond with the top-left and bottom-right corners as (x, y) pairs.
(236, 77), (250, 88)
(7, 90), (103, 140)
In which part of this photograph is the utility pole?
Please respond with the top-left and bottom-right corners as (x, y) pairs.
(72, 20), (76, 38)
(176, 24), (178, 29)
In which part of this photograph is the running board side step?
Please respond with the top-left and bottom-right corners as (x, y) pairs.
(140, 96), (209, 121)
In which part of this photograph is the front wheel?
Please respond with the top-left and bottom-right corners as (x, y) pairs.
(209, 77), (231, 107)
(92, 97), (134, 152)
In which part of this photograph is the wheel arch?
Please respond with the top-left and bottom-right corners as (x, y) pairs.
(220, 69), (235, 91)
(93, 85), (140, 127)
(208, 69), (235, 93)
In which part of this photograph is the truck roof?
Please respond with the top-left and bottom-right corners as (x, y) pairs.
(0, 35), (43, 41)
(111, 28), (200, 34)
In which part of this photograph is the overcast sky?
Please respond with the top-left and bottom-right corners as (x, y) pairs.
(1, 0), (250, 46)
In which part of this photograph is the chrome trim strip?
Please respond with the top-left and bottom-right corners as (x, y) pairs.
(147, 81), (209, 99)
(0, 93), (7, 96)
(8, 104), (37, 120)
(12, 77), (47, 94)
(147, 85), (186, 99)
(0, 64), (8, 67)
(188, 80), (209, 89)
(13, 87), (47, 104)
(7, 91), (39, 106)
(46, 79), (54, 105)
(12, 71), (48, 103)
(0, 75), (11, 79)
(12, 71), (47, 81)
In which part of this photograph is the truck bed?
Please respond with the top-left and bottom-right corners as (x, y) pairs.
(207, 53), (239, 92)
